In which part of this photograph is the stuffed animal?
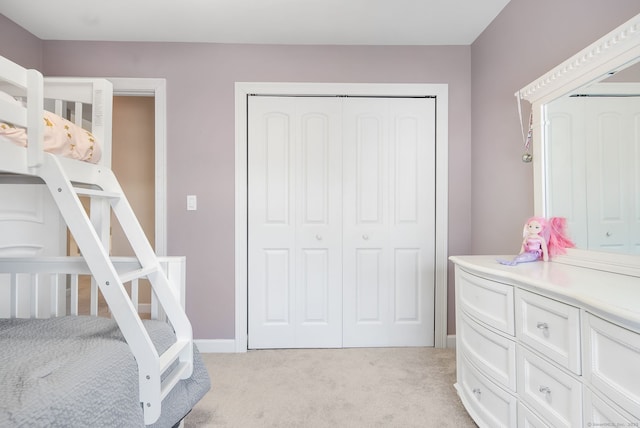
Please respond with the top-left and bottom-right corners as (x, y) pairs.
(497, 216), (574, 266)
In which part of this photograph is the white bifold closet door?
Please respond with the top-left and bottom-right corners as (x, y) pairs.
(248, 96), (344, 349)
(248, 95), (436, 349)
(342, 97), (435, 347)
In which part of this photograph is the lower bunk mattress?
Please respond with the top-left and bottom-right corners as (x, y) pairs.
(0, 316), (210, 427)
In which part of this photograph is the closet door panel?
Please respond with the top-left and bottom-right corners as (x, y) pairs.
(301, 114), (329, 224)
(356, 115), (385, 223)
(394, 248), (421, 322)
(248, 99), (297, 348)
(388, 98), (436, 345)
(343, 100), (389, 346)
(394, 115), (420, 223)
(295, 105), (343, 348)
(343, 97), (436, 347)
(248, 96), (342, 348)
(298, 115), (331, 329)
(263, 249), (292, 323)
(299, 249), (329, 322)
(264, 113), (291, 223)
(355, 248), (384, 323)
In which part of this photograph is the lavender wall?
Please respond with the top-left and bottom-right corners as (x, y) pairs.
(29, 41), (471, 339)
(0, 15), (42, 69)
(470, 0), (640, 258)
(3, 0), (640, 341)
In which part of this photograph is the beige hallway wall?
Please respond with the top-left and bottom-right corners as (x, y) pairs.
(111, 96), (155, 303)
(111, 95), (155, 255)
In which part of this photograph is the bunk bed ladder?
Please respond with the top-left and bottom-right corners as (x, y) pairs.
(39, 153), (193, 425)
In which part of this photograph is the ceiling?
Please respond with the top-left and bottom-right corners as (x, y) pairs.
(0, 0), (511, 45)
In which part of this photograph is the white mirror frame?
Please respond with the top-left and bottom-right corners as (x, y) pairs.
(518, 13), (640, 277)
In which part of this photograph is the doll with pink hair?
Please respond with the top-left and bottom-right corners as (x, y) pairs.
(497, 216), (574, 266)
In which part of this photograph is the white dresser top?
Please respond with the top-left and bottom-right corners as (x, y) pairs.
(450, 255), (640, 333)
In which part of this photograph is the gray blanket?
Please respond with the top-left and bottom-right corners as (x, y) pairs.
(0, 316), (210, 427)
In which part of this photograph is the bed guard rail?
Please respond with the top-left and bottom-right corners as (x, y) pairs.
(0, 256), (185, 319)
(0, 57), (44, 169)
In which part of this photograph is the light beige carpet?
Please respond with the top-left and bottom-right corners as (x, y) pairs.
(184, 347), (475, 428)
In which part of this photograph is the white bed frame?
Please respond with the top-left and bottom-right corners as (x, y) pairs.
(0, 55), (193, 425)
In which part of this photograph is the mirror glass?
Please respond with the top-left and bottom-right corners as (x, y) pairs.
(544, 60), (640, 255)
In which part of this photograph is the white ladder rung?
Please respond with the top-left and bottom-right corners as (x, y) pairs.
(159, 339), (191, 374)
(73, 186), (121, 199)
(161, 361), (191, 400)
(119, 265), (158, 283)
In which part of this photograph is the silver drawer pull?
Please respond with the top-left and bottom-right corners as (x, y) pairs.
(316, 234), (323, 241)
(472, 388), (481, 397)
(536, 322), (549, 330)
(539, 386), (551, 395)
(362, 234), (369, 240)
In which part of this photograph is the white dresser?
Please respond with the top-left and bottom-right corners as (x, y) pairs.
(450, 255), (640, 428)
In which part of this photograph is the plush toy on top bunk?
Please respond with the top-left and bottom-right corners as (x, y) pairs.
(497, 216), (575, 266)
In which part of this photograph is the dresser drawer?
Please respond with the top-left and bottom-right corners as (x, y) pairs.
(583, 313), (640, 419)
(515, 288), (581, 374)
(518, 402), (551, 428)
(459, 311), (516, 391)
(456, 267), (514, 336)
(517, 347), (582, 428)
(457, 353), (517, 428)
(584, 387), (640, 426)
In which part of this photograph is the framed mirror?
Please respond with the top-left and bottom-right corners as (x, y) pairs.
(518, 13), (640, 277)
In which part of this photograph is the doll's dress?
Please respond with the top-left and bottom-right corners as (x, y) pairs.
(497, 236), (544, 266)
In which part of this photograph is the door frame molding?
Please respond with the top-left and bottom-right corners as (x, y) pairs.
(108, 78), (167, 256)
(235, 82), (449, 351)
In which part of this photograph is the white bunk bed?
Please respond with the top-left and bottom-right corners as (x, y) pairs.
(0, 55), (209, 427)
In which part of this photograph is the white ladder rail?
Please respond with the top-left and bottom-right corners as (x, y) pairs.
(107, 181), (195, 406)
(37, 153), (192, 425)
(83, 163), (194, 378)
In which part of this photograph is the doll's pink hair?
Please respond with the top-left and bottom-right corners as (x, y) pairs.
(525, 216), (575, 258)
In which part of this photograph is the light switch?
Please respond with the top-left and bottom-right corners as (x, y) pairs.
(187, 195), (197, 211)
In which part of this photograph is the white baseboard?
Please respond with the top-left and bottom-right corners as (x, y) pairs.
(194, 337), (456, 353)
(195, 339), (237, 353)
(447, 334), (456, 349)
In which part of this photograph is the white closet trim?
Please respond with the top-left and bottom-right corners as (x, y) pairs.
(235, 82), (449, 351)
